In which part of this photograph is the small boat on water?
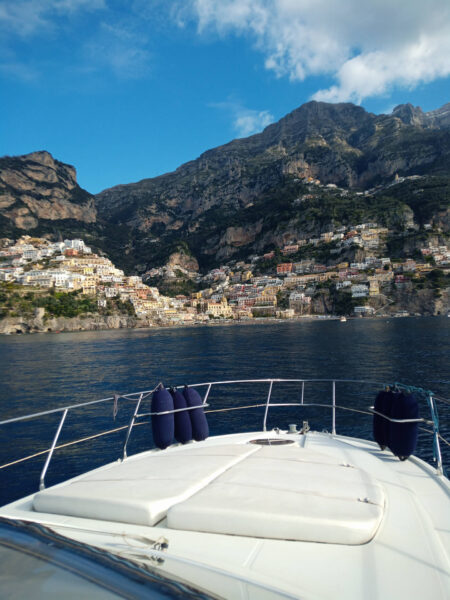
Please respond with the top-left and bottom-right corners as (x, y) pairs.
(0, 378), (449, 599)
(340, 316), (347, 322)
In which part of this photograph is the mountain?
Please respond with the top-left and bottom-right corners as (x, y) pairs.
(392, 102), (450, 129)
(0, 151), (134, 264)
(0, 151), (96, 238)
(95, 101), (450, 270)
(1, 101), (450, 272)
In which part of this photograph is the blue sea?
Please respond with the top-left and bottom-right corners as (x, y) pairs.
(0, 317), (449, 506)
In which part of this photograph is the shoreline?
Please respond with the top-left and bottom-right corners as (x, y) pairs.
(0, 312), (445, 336)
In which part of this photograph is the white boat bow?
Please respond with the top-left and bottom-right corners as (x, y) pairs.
(0, 378), (449, 599)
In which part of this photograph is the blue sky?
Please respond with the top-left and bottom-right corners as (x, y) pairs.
(1, 0), (450, 194)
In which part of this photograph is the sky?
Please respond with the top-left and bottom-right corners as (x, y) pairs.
(1, 0), (450, 194)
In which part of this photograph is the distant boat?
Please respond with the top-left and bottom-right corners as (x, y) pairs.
(340, 316), (347, 322)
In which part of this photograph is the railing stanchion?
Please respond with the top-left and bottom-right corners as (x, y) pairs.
(429, 394), (443, 476)
(203, 383), (212, 405)
(332, 381), (336, 435)
(263, 380), (274, 432)
(301, 381), (304, 405)
(122, 393), (144, 461)
(39, 409), (68, 491)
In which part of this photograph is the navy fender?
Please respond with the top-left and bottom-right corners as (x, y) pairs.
(389, 392), (419, 460)
(151, 385), (174, 449)
(373, 390), (393, 450)
(170, 388), (193, 444)
(183, 386), (209, 442)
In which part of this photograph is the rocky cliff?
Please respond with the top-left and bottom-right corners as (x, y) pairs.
(97, 101), (450, 215)
(0, 311), (149, 335)
(392, 102), (450, 129)
(0, 151), (96, 237)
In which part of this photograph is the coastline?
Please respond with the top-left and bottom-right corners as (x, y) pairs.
(0, 311), (444, 336)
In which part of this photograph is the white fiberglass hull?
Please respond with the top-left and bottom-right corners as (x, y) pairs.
(1, 429), (449, 600)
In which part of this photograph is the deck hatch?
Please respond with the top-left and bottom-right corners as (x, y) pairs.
(249, 439), (295, 445)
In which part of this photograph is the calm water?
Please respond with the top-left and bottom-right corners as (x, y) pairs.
(0, 317), (449, 506)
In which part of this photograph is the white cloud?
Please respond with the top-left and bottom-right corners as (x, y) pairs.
(0, 1), (153, 82)
(0, 60), (38, 81)
(211, 101), (274, 136)
(83, 22), (152, 79)
(182, 0), (450, 103)
(53, 0), (106, 13)
(0, 0), (105, 36)
(234, 109), (274, 136)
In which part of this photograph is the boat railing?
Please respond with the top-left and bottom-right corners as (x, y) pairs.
(0, 379), (448, 492)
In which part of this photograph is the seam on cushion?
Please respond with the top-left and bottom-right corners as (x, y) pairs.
(190, 480), (385, 507)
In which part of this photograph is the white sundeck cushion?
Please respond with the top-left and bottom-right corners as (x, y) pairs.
(252, 444), (346, 465)
(167, 446), (385, 545)
(33, 444), (260, 526)
(218, 458), (384, 505)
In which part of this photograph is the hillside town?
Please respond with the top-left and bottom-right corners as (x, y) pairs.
(0, 222), (449, 330)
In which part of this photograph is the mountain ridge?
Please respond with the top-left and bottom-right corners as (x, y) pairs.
(1, 101), (449, 272)
(97, 100), (450, 199)
(93, 100), (450, 270)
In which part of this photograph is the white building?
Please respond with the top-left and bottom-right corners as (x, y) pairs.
(50, 242), (65, 253)
(351, 285), (369, 298)
(50, 271), (71, 287)
(104, 287), (119, 298)
(64, 239), (92, 254)
(0, 270), (14, 281)
(354, 306), (375, 315)
(336, 281), (352, 290)
(22, 249), (42, 261)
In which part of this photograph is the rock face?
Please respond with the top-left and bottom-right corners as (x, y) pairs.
(0, 151), (96, 234)
(392, 103), (450, 129)
(94, 100), (450, 269)
(390, 288), (449, 316)
(166, 251), (199, 272)
(0, 313), (148, 335)
(97, 101), (450, 218)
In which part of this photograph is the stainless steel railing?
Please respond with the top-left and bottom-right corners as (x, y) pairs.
(0, 387), (158, 490)
(0, 379), (448, 490)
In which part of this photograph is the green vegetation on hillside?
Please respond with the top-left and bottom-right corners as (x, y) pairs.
(0, 283), (135, 319)
(34, 290), (98, 318)
(378, 177), (450, 225)
(144, 275), (209, 297)
(423, 269), (450, 298)
(329, 288), (367, 316)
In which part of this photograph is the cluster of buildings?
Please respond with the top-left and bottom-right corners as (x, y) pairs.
(193, 234), (449, 317)
(1, 230), (448, 323)
(260, 223), (390, 264)
(294, 173), (424, 199)
(420, 245), (450, 267)
(0, 237), (207, 325)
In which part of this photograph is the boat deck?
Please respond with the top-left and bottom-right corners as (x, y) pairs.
(1, 429), (449, 599)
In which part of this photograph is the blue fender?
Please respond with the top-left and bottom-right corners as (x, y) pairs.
(183, 386), (209, 442)
(389, 392), (419, 460)
(170, 388), (193, 444)
(151, 385), (174, 449)
(373, 390), (393, 450)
